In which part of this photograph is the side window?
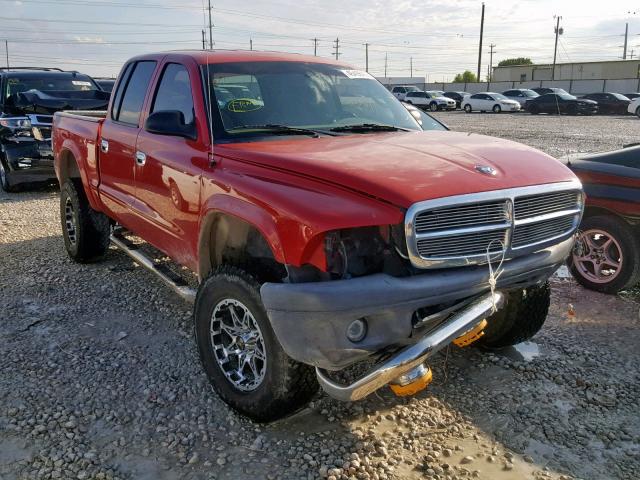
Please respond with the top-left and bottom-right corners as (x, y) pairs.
(471, 94), (481, 99)
(152, 63), (195, 125)
(116, 61), (157, 126)
(110, 63), (133, 121)
(504, 90), (514, 96)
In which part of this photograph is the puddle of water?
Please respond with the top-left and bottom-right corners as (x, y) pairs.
(500, 341), (541, 362)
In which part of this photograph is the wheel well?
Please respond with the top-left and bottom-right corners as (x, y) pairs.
(199, 213), (286, 284)
(57, 149), (81, 185)
(582, 206), (637, 228)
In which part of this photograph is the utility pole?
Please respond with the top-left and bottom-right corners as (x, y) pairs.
(365, 43), (369, 72)
(623, 22), (629, 59)
(207, 0), (213, 49)
(201, 30), (206, 50)
(477, 2), (485, 82)
(333, 38), (340, 60)
(4, 40), (8, 71)
(250, 38), (253, 51)
(630, 49), (636, 60)
(552, 15), (563, 80)
(313, 38), (318, 56)
(384, 52), (387, 78)
(488, 43), (496, 81)
(410, 57), (413, 77)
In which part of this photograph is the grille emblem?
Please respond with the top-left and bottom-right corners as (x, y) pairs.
(475, 165), (497, 176)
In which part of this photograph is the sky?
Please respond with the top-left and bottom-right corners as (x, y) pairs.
(1, 0), (639, 80)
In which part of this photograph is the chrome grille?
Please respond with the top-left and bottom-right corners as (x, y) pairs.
(417, 229), (507, 258)
(514, 191), (580, 219)
(415, 201), (508, 233)
(512, 215), (576, 248)
(405, 181), (583, 269)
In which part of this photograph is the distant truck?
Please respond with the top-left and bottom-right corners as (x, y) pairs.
(53, 50), (583, 421)
(0, 67), (109, 191)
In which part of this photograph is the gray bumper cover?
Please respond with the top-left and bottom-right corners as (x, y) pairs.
(261, 237), (573, 370)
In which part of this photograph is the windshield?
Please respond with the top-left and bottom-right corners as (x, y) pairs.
(558, 93), (577, 100)
(202, 62), (421, 139)
(492, 93), (508, 100)
(4, 73), (98, 100)
(522, 90), (538, 97)
(405, 86), (421, 92)
(426, 91), (444, 97)
(612, 93), (630, 100)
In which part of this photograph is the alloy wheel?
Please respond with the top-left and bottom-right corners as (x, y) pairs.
(210, 298), (267, 391)
(573, 229), (623, 284)
(64, 197), (77, 245)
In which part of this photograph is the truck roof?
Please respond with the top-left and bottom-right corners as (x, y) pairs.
(128, 49), (350, 67)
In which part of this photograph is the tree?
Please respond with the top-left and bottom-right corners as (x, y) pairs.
(453, 70), (478, 83)
(497, 57), (533, 67)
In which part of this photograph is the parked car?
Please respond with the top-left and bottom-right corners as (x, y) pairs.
(0, 67), (109, 192)
(402, 102), (449, 130)
(443, 91), (467, 108)
(532, 87), (569, 96)
(624, 93), (640, 100)
(53, 50), (582, 421)
(461, 92), (521, 113)
(391, 85), (422, 101)
(404, 91), (456, 111)
(580, 92), (630, 115)
(501, 88), (539, 107)
(565, 145), (640, 293)
(525, 93), (597, 115)
(628, 97), (640, 117)
(94, 78), (116, 92)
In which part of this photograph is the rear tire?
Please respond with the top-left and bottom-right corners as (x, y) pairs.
(60, 179), (111, 263)
(464, 104), (472, 113)
(194, 266), (318, 422)
(568, 215), (640, 294)
(478, 282), (551, 349)
(636, 107), (640, 118)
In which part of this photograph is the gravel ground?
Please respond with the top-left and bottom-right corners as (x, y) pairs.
(1, 113), (639, 480)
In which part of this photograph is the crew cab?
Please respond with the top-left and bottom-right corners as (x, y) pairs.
(53, 51), (583, 421)
(0, 67), (108, 191)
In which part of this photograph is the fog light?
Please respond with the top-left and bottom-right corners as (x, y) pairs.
(346, 318), (367, 342)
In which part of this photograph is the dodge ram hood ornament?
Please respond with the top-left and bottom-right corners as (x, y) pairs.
(475, 164), (497, 176)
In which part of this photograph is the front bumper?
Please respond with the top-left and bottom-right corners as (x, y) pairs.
(1, 139), (55, 185)
(261, 237), (573, 370)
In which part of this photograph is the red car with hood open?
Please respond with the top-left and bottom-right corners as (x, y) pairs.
(53, 50), (583, 421)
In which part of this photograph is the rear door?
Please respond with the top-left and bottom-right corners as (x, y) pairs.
(98, 60), (157, 221)
(133, 60), (208, 268)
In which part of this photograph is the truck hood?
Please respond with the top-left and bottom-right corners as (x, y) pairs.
(217, 130), (578, 208)
(5, 89), (110, 115)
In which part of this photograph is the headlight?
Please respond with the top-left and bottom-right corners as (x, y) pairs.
(0, 117), (31, 130)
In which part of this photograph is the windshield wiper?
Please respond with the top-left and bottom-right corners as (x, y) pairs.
(329, 123), (410, 133)
(231, 124), (321, 137)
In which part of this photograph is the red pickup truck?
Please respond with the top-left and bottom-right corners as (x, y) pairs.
(53, 50), (583, 421)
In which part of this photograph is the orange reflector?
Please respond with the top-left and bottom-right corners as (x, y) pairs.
(389, 367), (433, 397)
(453, 319), (488, 347)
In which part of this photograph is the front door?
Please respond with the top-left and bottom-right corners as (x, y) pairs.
(133, 62), (206, 269)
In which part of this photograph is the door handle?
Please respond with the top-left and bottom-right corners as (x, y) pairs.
(100, 139), (109, 153)
(135, 151), (146, 166)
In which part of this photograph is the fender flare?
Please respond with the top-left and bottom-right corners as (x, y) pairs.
(56, 141), (102, 210)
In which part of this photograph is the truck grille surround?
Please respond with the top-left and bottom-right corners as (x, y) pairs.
(405, 180), (583, 269)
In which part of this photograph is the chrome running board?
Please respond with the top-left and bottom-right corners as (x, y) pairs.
(316, 291), (504, 401)
(110, 230), (196, 303)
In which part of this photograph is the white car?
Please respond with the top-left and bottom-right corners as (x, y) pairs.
(628, 97), (640, 117)
(391, 85), (422, 101)
(502, 88), (539, 107)
(404, 91), (456, 111)
(462, 92), (521, 113)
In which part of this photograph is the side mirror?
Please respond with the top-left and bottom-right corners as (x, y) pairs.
(144, 110), (196, 140)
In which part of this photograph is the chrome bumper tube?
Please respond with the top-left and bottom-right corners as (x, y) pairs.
(316, 291), (504, 401)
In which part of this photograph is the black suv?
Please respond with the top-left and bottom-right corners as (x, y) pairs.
(0, 67), (109, 191)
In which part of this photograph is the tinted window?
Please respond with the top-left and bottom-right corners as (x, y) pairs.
(152, 63), (194, 125)
(471, 94), (482, 99)
(117, 61), (156, 125)
(503, 90), (515, 96)
(110, 63), (133, 121)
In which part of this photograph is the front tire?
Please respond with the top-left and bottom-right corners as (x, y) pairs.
(478, 282), (551, 349)
(464, 104), (472, 113)
(194, 266), (318, 422)
(529, 104), (540, 115)
(60, 179), (111, 263)
(0, 159), (17, 192)
(636, 106), (640, 118)
(568, 215), (640, 294)
(430, 102), (439, 112)
(493, 104), (501, 113)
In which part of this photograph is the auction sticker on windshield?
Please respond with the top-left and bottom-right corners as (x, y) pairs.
(227, 98), (264, 113)
(340, 70), (374, 80)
